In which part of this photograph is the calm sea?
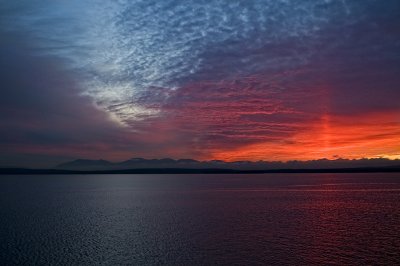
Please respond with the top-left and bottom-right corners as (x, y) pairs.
(1, 173), (399, 265)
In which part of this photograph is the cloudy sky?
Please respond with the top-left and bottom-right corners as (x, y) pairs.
(0, 0), (399, 167)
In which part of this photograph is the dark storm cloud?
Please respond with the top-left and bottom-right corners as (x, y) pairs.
(0, 32), (178, 167)
(0, 32), (115, 166)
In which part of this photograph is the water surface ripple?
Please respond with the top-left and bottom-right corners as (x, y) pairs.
(1, 173), (399, 265)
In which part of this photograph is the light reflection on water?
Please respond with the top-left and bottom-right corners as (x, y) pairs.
(0, 173), (399, 265)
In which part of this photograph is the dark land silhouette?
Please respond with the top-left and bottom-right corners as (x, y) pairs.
(1, 158), (399, 174)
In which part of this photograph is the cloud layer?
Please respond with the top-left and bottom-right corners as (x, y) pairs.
(0, 0), (399, 166)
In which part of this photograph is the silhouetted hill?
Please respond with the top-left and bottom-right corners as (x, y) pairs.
(1, 166), (400, 175)
(57, 159), (113, 170)
(54, 157), (400, 171)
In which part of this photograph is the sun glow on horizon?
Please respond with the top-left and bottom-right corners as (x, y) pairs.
(209, 111), (400, 162)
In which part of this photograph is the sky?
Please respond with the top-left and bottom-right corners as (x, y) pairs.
(0, 0), (399, 167)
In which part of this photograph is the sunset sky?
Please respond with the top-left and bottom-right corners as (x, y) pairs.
(0, 0), (399, 167)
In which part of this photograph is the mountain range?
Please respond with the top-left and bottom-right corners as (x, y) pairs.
(56, 157), (400, 171)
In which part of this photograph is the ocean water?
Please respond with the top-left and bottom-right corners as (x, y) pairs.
(0, 173), (399, 265)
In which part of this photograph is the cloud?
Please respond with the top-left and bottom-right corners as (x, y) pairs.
(210, 111), (400, 161)
(3, 0), (381, 123)
(0, 30), (218, 167)
(0, 0), (399, 166)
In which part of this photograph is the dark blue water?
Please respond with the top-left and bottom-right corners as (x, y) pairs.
(1, 173), (399, 265)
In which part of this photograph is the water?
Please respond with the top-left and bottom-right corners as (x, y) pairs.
(1, 173), (399, 265)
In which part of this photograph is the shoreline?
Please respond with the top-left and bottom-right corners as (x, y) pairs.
(1, 167), (400, 175)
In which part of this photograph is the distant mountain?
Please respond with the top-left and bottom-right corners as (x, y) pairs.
(57, 159), (113, 170)
(2, 166), (400, 175)
(56, 157), (400, 171)
(57, 158), (205, 171)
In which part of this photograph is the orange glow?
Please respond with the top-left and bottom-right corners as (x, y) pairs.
(210, 111), (400, 161)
